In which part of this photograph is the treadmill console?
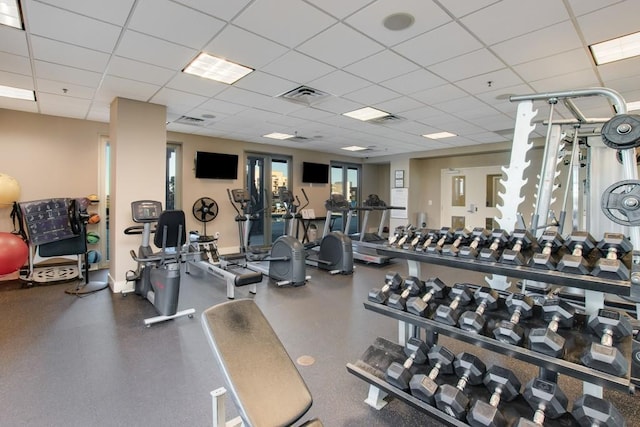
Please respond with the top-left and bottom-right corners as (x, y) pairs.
(131, 200), (163, 223)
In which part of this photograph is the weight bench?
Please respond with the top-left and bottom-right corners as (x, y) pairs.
(201, 299), (323, 427)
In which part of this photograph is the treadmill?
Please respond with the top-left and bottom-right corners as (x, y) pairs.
(344, 194), (405, 265)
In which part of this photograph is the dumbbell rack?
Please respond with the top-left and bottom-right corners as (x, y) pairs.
(346, 246), (636, 426)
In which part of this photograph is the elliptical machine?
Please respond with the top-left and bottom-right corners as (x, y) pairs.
(227, 189), (307, 287)
(124, 200), (195, 327)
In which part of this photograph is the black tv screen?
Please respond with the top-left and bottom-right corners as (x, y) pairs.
(302, 162), (329, 184)
(195, 151), (238, 179)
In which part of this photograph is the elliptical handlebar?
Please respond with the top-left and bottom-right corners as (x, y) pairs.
(299, 188), (310, 211)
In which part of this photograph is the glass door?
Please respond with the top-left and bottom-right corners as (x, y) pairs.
(330, 162), (360, 235)
(246, 154), (291, 246)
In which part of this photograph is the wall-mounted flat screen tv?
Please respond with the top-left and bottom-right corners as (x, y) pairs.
(195, 151), (238, 179)
(302, 162), (329, 184)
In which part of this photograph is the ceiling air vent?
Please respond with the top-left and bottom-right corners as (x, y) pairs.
(368, 114), (403, 124)
(174, 115), (206, 126)
(279, 85), (330, 105)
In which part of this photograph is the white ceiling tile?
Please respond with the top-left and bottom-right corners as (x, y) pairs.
(0, 97), (38, 113)
(203, 25), (288, 69)
(566, 0), (620, 16)
(343, 85), (400, 106)
(297, 23), (384, 68)
(86, 102), (111, 123)
(30, 36), (110, 73)
(410, 84), (468, 105)
(261, 51), (335, 84)
(35, 0), (135, 25)
(578, 0), (640, 44)
(607, 74), (640, 95)
(513, 48), (593, 82)
(345, 0), (451, 47)
(0, 52), (31, 76)
(165, 72), (228, 97)
(215, 86), (303, 114)
(94, 75), (160, 104)
(375, 96), (424, 114)
(437, 0), (500, 18)
(435, 96), (496, 117)
(129, 0), (225, 49)
(233, 0), (336, 48)
(529, 69), (601, 93)
(37, 93), (91, 119)
(27, 2), (121, 53)
(455, 69), (525, 95)
(491, 21), (583, 66)
(308, 70), (370, 97)
(401, 105), (444, 121)
(306, 0), (374, 19)
(116, 30), (197, 71)
(344, 49), (420, 83)
(234, 71), (296, 97)
(394, 22), (483, 67)
(198, 98), (248, 116)
(0, 70), (33, 90)
(313, 96), (362, 115)
(108, 56), (176, 86)
(428, 49), (504, 82)
(466, 131), (509, 143)
(380, 69), (446, 95)
(173, 0), (252, 21)
(0, 25), (28, 56)
(461, 0), (569, 45)
(597, 55), (640, 83)
(150, 88), (209, 112)
(36, 78), (95, 99)
(288, 107), (336, 121)
(34, 61), (103, 88)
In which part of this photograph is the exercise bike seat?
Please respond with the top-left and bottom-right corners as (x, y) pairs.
(201, 299), (322, 427)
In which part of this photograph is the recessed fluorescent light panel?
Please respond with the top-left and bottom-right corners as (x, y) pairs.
(341, 145), (368, 152)
(422, 131), (456, 139)
(183, 53), (253, 84)
(343, 107), (390, 121)
(0, 84), (34, 101)
(263, 132), (295, 140)
(0, 0), (23, 29)
(590, 31), (640, 65)
(627, 101), (640, 112)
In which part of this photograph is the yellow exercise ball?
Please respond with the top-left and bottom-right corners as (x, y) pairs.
(0, 173), (21, 206)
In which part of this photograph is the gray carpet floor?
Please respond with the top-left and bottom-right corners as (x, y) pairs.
(1, 259), (639, 426)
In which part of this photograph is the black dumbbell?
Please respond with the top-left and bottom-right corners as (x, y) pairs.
(368, 272), (403, 304)
(409, 345), (455, 405)
(556, 231), (597, 275)
(458, 287), (500, 333)
(426, 227), (454, 254)
(492, 293), (534, 346)
(441, 228), (471, 257)
(407, 229), (427, 250)
(459, 227), (491, 258)
(416, 229), (439, 252)
(591, 232), (632, 280)
(397, 225), (416, 248)
(530, 231), (565, 270)
(406, 277), (449, 317)
(467, 365), (522, 427)
(387, 276), (425, 310)
(435, 352), (486, 420)
(581, 309), (632, 377)
(527, 298), (575, 357)
(499, 229), (535, 265)
(434, 283), (473, 326)
(385, 337), (430, 390)
(572, 394), (626, 427)
(514, 377), (568, 426)
(479, 229), (510, 262)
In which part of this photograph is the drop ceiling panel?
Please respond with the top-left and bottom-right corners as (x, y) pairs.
(165, 72), (228, 97)
(30, 36), (110, 73)
(0, 70), (33, 89)
(36, 78), (95, 100)
(233, 0), (336, 48)
(86, 103), (111, 123)
(108, 56), (176, 86)
(94, 75), (160, 104)
(529, 69), (600, 93)
(306, 0), (374, 19)
(150, 88), (209, 112)
(577, 1), (640, 44)
(128, 0), (225, 49)
(26, 2), (121, 53)
(380, 69), (446, 95)
(0, 52), (31, 76)
(410, 84), (468, 105)
(35, 0), (135, 25)
(233, 71), (295, 97)
(345, 0), (451, 47)
(173, 0), (252, 21)
(0, 25), (29, 56)
(343, 84), (400, 106)
(394, 22), (483, 67)
(375, 96), (424, 114)
(437, 0), (500, 18)
(116, 30), (197, 71)
(462, 0), (569, 45)
(0, 97), (38, 113)
(513, 48), (593, 82)
(344, 49), (420, 83)
(261, 51), (335, 85)
(203, 25), (289, 69)
(597, 56), (640, 82)
(288, 106), (336, 121)
(215, 87), (302, 115)
(198, 98), (248, 116)
(455, 69), (525, 95)
(34, 61), (103, 88)
(297, 23), (384, 68)
(428, 49), (504, 82)
(308, 70), (371, 97)
(401, 105), (445, 121)
(567, 0), (619, 16)
(37, 93), (91, 119)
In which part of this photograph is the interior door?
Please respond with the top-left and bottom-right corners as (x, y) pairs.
(330, 163), (360, 234)
(440, 166), (503, 231)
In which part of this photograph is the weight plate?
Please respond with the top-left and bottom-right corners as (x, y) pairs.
(192, 197), (219, 223)
(601, 179), (640, 226)
(601, 114), (640, 149)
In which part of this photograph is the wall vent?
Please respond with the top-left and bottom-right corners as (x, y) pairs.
(174, 115), (206, 126)
(368, 114), (403, 124)
(279, 86), (330, 105)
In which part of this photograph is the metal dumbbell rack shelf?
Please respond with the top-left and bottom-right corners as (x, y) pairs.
(346, 246), (635, 426)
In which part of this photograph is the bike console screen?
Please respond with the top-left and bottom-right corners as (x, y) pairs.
(131, 200), (163, 223)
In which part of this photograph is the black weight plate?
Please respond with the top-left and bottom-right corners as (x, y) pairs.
(601, 179), (640, 226)
(602, 114), (640, 149)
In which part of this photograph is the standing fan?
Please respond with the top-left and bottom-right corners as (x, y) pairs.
(192, 197), (219, 239)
